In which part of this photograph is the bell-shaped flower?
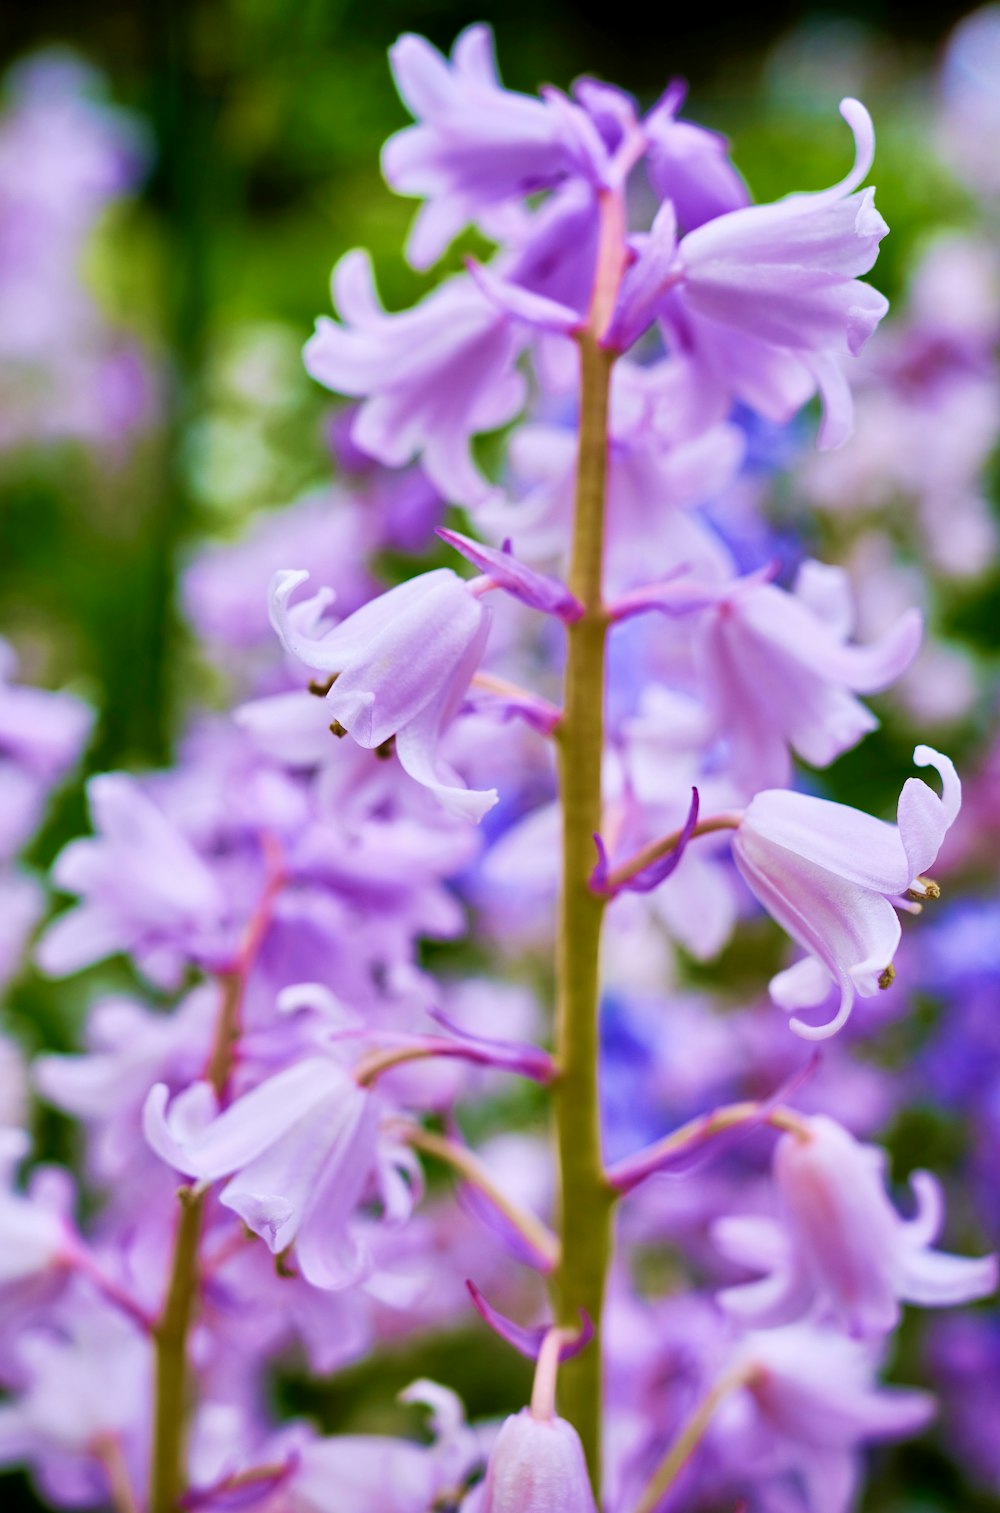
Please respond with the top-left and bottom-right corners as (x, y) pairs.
(270, 567), (496, 821)
(715, 1115), (996, 1336)
(724, 1324), (934, 1513)
(382, 25), (608, 269)
(479, 1409), (598, 1513)
(696, 560), (922, 793)
(733, 745), (961, 1037)
(667, 98), (890, 446)
(36, 773), (228, 988)
(143, 1055), (400, 1290)
(304, 253), (527, 507)
(643, 81), (749, 234)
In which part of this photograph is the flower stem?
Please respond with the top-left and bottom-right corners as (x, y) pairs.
(601, 812), (743, 895)
(147, 846), (281, 1513)
(551, 326), (615, 1487)
(606, 1099), (810, 1195)
(149, 1184), (205, 1513)
(632, 1369), (749, 1513)
(402, 1124), (560, 1272)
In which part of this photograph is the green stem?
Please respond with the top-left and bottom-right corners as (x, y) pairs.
(551, 330), (615, 1487)
(148, 968), (242, 1513)
(149, 1186), (205, 1513)
(632, 1369), (749, 1513)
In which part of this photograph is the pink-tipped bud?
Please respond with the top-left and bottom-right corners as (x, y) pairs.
(481, 1409), (598, 1513)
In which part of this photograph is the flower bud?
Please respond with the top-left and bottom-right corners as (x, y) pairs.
(480, 1409), (598, 1513)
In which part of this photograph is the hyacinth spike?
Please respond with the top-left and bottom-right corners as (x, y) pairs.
(466, 1280), (592, 1362)
(437, 527), (583, 621)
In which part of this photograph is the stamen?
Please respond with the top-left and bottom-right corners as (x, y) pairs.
(878, 964), (896, 990)
(906, 875), (941, 902)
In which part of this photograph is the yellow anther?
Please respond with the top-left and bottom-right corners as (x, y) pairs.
(878, 964), (896, 991)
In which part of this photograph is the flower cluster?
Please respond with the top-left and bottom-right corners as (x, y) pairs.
(0, 21), (997, 1513)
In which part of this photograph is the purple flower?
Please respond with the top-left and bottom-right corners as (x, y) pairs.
(478, 359), (742, 590)
(382, 25), (607, 270)
(36, 772), (229, 987)
(724, 1324), (935, 1513)
(34, 987), (217, 1182)
(479, 1409), (598, 1513)
(643, 80), (749, 234)
(269, 568), (497, 820)
(304, 254), (527, 507)
(0, 53), (153, 453)
(696, 560), (922, 793)
(0, 1297), (149, 1509)
(0, 640), (93, 862)
(182, 488), (377, 663)
(0, 1131), (73, 1291)
(143, 1055), (396, 1289)
(0, 874), (44, 995)
(666, 99), (889, 446)
(733, 746), (961, 1037)
(715, 1114), (996, 1335)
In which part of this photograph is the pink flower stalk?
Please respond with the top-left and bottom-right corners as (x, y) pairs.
(733, 745), (961, 1037)
(269, 567), (496, 820)
(143, 1056), (391, 1289)
(382, 25), (607, 270)
(304, 254), (527, 507)
(696, 561), (922, 792)
(715, 1114), (996, 1335)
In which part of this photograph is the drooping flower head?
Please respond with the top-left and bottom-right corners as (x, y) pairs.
(734, 746), (961, 1036)
(268, 567), (496, 820)
(715, 1114), (996, 1335)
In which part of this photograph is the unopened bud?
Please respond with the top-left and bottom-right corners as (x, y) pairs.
(481, 1410), (598, 1513)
